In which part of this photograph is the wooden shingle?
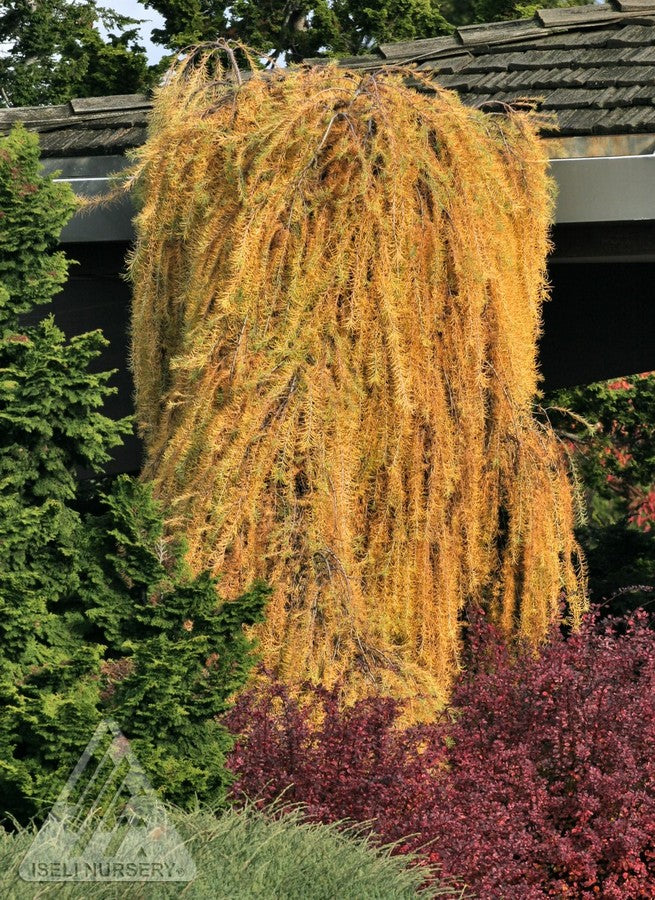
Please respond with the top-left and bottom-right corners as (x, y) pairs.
(4, 0), (655, 151)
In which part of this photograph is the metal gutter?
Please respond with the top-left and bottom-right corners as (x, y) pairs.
(41, 156), (135, 243)
(43, 150), (655, 243)
(550, 153), (655, 224)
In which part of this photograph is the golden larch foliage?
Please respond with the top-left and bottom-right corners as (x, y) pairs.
(126, 50), (587, 714)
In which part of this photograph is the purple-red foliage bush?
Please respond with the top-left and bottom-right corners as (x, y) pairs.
(224, 610), (655, 898)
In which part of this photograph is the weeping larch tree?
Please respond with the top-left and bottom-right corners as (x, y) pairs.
(127, 48), (587, 712)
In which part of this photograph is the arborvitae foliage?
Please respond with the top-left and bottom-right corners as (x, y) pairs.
(84, 476), (270, 808)
(0, 124), (129, 821)
(127, 52), (586, 714)
(0, 126), (268, 824)
(1, 473), (268, 823)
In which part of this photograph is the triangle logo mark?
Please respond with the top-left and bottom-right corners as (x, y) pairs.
(19, 719), (197, 882)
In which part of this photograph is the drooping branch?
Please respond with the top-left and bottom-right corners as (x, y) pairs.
(127, 52), (587, 716)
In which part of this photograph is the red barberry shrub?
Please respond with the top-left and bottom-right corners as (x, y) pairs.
(224, 609), (655, 898)
(224, 675), (445, 825)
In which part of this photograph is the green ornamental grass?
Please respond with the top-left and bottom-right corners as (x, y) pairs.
(0, 804), (464, 899)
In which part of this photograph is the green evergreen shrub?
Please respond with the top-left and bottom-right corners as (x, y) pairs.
(0, 124), (268, 825)
(0, 124), (129, 822)
(84, 476), (270, 808)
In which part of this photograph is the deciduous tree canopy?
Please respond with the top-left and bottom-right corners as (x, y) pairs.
(0, 0), (152, 107)
(0, 0), (586, 105)
(144, 0), (451, 62)
(127, 51), (586, 714)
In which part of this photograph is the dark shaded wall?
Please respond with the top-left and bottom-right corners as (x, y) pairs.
(541, 262), (655, 390)
(52, 242), (141, 475)
(49, 242), (655, 474)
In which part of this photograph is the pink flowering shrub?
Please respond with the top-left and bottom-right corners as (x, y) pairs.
(224, 609), (655, 898)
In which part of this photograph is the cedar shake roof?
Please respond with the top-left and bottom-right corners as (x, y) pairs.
(3, 1), (655, 155)
(377, 2), (655, 137)
(0, 95), (152, 157)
